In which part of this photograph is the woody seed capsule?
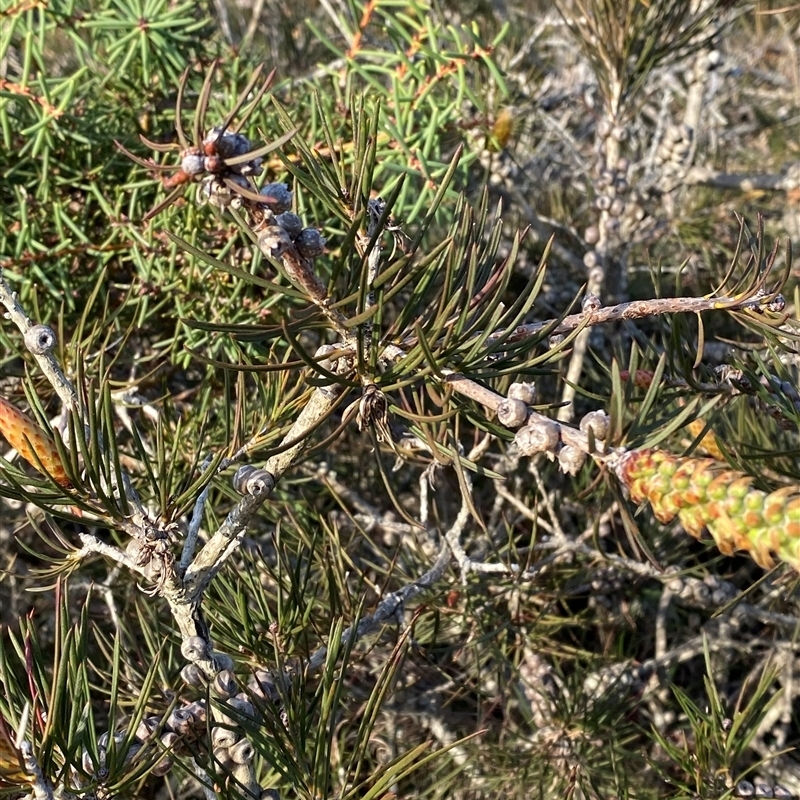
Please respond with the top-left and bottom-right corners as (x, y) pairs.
(181, 636), (209, 663)
(513, 419), (560, 455)
(580, 410), (610, 440)
(275, 212), (304, 237)
(595, 195), (612, 211)
(497, 398), (528, 427)
(181, 663), (206, 687)
(167, 707), (195, 736)
(212, 669), (238, 699)
(508, 382), (536, 404)
(260, 182), (293, 213)
(24, 325), (57, 355)
(229, 738), (255, 764)
(214, 652), (235, 672)
(212, 727), (238, 749)
(151, 757), (174, 777)
(558, 445), (587, 475)
(296, 228), (327, 258)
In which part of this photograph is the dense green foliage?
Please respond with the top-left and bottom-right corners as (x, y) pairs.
(3, 2), (800, 799)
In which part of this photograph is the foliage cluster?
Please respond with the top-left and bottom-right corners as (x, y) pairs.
(3, 1), (800, 799)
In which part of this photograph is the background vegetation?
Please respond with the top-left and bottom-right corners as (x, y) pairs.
(3, 1), (800, 798)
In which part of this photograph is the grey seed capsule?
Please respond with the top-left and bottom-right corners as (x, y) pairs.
(596, 119), (613, 139)
(595, 195), (612, 211)
(579, 410), (609, 440)
(212, 727), (239, 749)
(213, 746), (233, 766)
(184, 701), (207, 723)
(180, 663), (206, 687)
(558, 445), (587, 476)
(166, 707), (195, 736)
(611, 125), (628, 142)
(212, 669), (238, 699)
(603, 217), (620, 234)
(609, 198), (625, 216)
(275, 212), (304, 238)
(181, 152), (204, 176)
(135, 716), (159, 743)
(296, 228), (327, 258)
(497, 398), (528, 427)
(229, 738), (255, 764)
(227, 694), (256, 720)
(597, 170), (615, 188)
(583, 250), (599, 268)
(260, 182), (293, 213)
(24, 325), (57, 355)
(584, 225), (599, 244)
(615, 157), (630, 173)
(151, 757), (174, 777)
(160, 731), (179, 749)
(258, 225), (292, 258)
(233, 465), (275, 496)
(513, 419), (560, 455)
(773, 786), (792, 799)
(582, 293), (601, 313)
(507, 381), (536, 404)
(665, 125), (683, 143)
(248, 669), (280, 702)
(754, 785), (773, 798)
(655, 145), (671, 164)
(613, 178), (629, 195)
(214, 652), (235, 672)
(181, 636), (209, 663)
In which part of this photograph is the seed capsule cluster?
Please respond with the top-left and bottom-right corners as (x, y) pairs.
(734, 781), (793, 798)
(511, 409), (608, 477)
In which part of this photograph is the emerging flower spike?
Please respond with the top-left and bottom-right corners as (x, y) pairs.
(615, 448), (800, 571)
(0, 396), (71, 487)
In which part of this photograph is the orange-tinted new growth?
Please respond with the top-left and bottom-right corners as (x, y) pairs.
(0, 396), (71, 488)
